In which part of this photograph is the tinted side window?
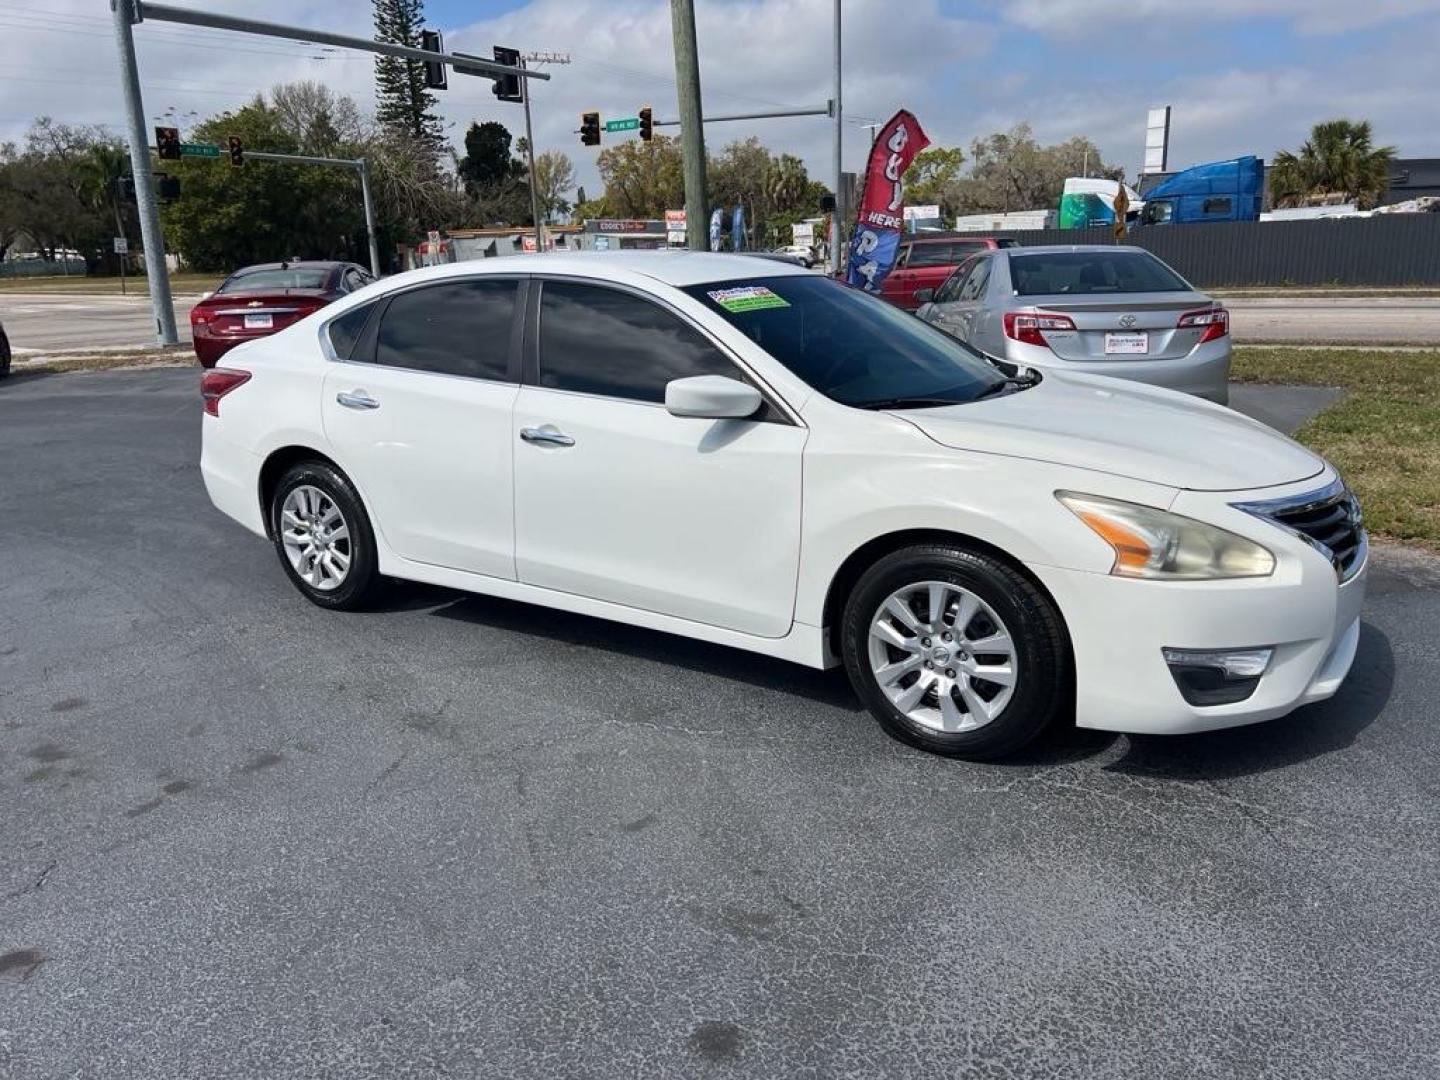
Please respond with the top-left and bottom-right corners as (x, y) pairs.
(538, 282), (736, 403)
(935, 258), (976, 303)
(958, 257), (992, 301)
(373, 279), (517, 380)
(326, 303), (376, 361)
(906, 243), (953, 267)
(1203, 197), (1232, 216)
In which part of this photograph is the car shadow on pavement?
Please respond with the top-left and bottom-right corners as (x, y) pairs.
(428, 591), (864, 712)
(1104, 620), (1394, 780)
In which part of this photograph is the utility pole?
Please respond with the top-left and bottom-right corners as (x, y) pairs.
(520, 57), (544, 252)
(111, 0), (178, 345)
(831, 0), (843, 275)
(670, 0), (708, 251)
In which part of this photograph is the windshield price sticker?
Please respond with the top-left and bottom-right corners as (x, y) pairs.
(708, 286), (790, 313)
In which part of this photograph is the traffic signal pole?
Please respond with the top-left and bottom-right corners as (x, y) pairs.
(111, 0), (178, 346)
(520, 58), (543, 253)
(670, 0), (708, 251)
(245, 151), (382, 276)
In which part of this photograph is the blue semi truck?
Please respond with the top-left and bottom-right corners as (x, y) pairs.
(1137, 155), (1264, 225)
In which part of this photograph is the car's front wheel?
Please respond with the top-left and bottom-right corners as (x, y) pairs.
(841, 544), (1070, 759)
(269, 461), (382, 610)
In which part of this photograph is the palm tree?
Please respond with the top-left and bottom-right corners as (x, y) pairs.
(1271, 120), (1395, 210)
(763, 154), (809, 214)
(75, 143), (130, 243)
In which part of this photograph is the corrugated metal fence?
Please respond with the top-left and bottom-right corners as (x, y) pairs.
(981, 214), (1440, 287)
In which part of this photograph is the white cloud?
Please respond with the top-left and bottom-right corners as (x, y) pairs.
(0, 0), (1434, 214)
(996, 0), (1438, 36)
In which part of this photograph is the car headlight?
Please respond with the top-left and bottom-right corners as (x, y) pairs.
(1057, 492), (1275, 580)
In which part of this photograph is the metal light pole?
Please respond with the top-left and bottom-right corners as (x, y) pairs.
(520, 58), (544, 252)
(358, 158), (381, 276)
(111, 0), (178, 345)
(670, 0), (708, 251)
(831, 0), (843, 275)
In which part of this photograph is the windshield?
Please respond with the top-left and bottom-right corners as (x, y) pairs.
(682, 275), (1007, 408)
(221, 267), (332, 293)
(1009, 250), (1189, 295)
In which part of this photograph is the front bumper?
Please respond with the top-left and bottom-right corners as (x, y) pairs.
(1028, 477), (1367, 735)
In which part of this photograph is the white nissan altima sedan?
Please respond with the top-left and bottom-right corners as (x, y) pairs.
(200, 252), (1367, 759)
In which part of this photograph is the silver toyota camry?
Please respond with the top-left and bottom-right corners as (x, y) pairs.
(914, 245), (1231, 404)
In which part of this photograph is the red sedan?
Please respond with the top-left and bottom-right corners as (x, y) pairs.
(190, 261), (375, 367)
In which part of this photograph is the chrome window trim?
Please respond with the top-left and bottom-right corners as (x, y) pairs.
(1232, 477), (1367, 582)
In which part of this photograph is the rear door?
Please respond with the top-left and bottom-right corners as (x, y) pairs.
(927, 255), (993, 344)
(321, 277), (523, 579)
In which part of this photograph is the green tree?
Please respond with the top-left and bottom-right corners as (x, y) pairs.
(456, 121), (530, 225)
(532, 150), (576, 222)
(596, 135), (684, 218)
(0, 120), (122, 269)
(1271, 119), (1395, 210)
(372, 0), (444, 153)
(905, 146), (965, 214)
(162, 102), (330, 269)
(950, 123), (1119, 214)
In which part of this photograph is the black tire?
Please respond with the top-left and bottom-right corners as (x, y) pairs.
(0, 324), (11, 379)
(268, 460), (383, 611)
(840, 544), (1070, 760)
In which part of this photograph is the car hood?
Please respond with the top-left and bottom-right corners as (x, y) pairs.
(896, 371), (1325, 492)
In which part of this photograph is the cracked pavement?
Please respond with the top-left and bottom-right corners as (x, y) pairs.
(2, 369), (1438, 1078)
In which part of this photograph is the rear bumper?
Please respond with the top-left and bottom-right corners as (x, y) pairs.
(1007, 337), (1232, 404)
(200, 423), (266, 537)
(192, 325), (279, 368)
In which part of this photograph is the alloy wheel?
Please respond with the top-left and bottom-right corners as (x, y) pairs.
(866, 580), (1018, 733)
(279, 485), (352, 592)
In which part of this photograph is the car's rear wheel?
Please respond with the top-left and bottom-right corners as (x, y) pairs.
(841, 544), (1069, 759)
(269, 461), (382, 610)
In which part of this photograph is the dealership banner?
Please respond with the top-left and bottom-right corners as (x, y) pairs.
(846, 109), (931, 292)
(709, 208), (724, 252)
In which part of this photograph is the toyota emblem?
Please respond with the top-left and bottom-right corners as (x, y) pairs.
(1119, 314), (1137, 328)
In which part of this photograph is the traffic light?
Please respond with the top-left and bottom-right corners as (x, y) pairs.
(420, 30), (447, 90)
(491, 45), (522, 103)
(580, 111), (600, 147)
(638, 106), (653, 142)
(116, 175), (136, 204)
(227, 135), (244, 167)
(155, 126), (180, 161)
(156, 173), (181, 203)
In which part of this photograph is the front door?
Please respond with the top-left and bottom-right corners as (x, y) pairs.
(321, 277), (523, 579)
(513, 280), (806, 639)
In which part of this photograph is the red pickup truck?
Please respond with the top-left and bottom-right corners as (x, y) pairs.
(876, 234), (1018, 311)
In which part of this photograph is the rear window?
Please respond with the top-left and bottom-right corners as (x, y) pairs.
(221, 267), (332, 292)
(1008, 251), (1189, 296)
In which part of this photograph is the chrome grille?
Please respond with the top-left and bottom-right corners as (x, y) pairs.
(1234, 479), (1366, 581)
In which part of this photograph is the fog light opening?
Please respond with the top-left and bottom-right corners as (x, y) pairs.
(1162, 647), (1273, 706)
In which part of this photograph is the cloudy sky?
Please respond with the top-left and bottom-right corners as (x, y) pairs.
(2, 0), (1437, 195)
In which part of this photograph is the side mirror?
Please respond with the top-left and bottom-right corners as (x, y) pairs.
(914, 288), (935, 304)
(665, 375), (763, 420)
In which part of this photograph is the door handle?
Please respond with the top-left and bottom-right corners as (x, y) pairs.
(336, 390), (379, 410)
(520, 425), (575, 448)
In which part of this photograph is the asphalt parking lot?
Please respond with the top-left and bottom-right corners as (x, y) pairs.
(3, 368), (1439, 1078)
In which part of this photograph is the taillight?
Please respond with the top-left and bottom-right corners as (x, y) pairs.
(1004, 311), (1077, 347)
(1178, 306), (1228, 343)
(201, 368), (251, 417)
